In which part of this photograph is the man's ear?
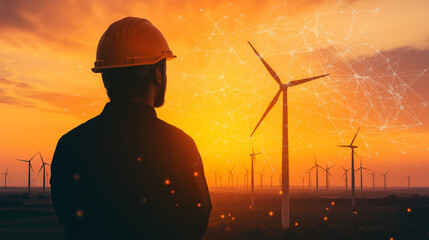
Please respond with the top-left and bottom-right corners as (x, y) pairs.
(154, 65), (164, 86)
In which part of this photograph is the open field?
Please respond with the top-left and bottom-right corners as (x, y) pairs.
(0, 188), (428, 239)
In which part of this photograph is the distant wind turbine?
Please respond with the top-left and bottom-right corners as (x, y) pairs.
(337, 127), (360, 210)
(38, 151), (51, 192)
(405, 176), (411, 189)
(249, 141), (261, 208)
(241, 169), (248, 188)
(369, 170), (376, 190)
(382, 171), (388, 191)
(259, 167), (265, 189)
(211, 170), (220, 188)
(225, 166), (235, 188)
(17, 153), (37, 193)
(342, 166), (351, 192)
(355, 157), (371, 192)
(306, 155), (324, 197)
(306, 170), (311, 190)
(301, 175), (305, 189)
(322, 161), (335, 192)
(2, 167), (9, 188)
(247, 41), (329, 228)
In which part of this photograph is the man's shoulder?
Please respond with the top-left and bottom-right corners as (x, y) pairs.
(155, 118), (195, 145)
(59, 116), (101, 143)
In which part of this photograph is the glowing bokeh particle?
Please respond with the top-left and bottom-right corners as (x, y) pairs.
(268, 211), (274, 216)
(76, 209), (83, 217)
(165, 179), (170, 185)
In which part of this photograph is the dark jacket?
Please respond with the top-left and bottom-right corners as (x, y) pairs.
(50, 102), (212, 240)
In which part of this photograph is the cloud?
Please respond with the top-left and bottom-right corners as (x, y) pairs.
(0, 77), (65, 113)
(0, 78), (33, 89)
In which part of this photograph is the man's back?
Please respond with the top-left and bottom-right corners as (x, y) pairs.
(50, 102), (212, 239)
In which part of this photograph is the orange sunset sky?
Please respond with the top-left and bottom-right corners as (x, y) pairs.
(0, 0), (428, 188)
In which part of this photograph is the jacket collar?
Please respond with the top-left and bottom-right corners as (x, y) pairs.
(100, 101), (157, 120)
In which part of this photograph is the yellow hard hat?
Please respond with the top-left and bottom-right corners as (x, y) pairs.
(92, 17), (176, 73)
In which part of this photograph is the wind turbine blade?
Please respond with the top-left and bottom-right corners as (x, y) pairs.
(38, 165), (44, 174)
(314, 154), (317, 165)
(46, 163), (51, 167)
(30, 163), (34, 172)
(250, 89), (282, 137)
(39, 151), (45, 164)
(16, 159), (29, 162)
(337, 145), (350, 148)
(363, 167), (371, 171)
(353, 150), (359, 158)
(251, 140), (255, 155)
(307, 165), (316, 172)
(247, 41), (282, 85)
(287, 74), (329, 87)
(350, 127), (360, 145)
(29, 152), (38, 162)
(254, 152), (262, 155)
(341, 166), (346, 171)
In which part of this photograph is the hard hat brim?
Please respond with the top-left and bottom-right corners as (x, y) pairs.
(92, 55), (176, 73)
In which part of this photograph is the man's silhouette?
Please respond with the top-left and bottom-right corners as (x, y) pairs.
(50, 17), (212, 240)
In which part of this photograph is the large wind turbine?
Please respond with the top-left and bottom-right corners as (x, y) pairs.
(342, 166), (351, 192)
(17, 153), (37, 193)
(355, 157), (371, 192)
(337, 127), (360, 210)
(306, 155), (324, 197)
(323, 161), (335, 192)
(38, 151), (51, 192)
(248, 40), (329, 228)
(2, 167), (9, 188)
(249, 142), (262, 208)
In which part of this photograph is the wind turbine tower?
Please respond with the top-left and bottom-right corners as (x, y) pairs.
(17, 153), (37, 193)
(337, 128), (360, 210)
